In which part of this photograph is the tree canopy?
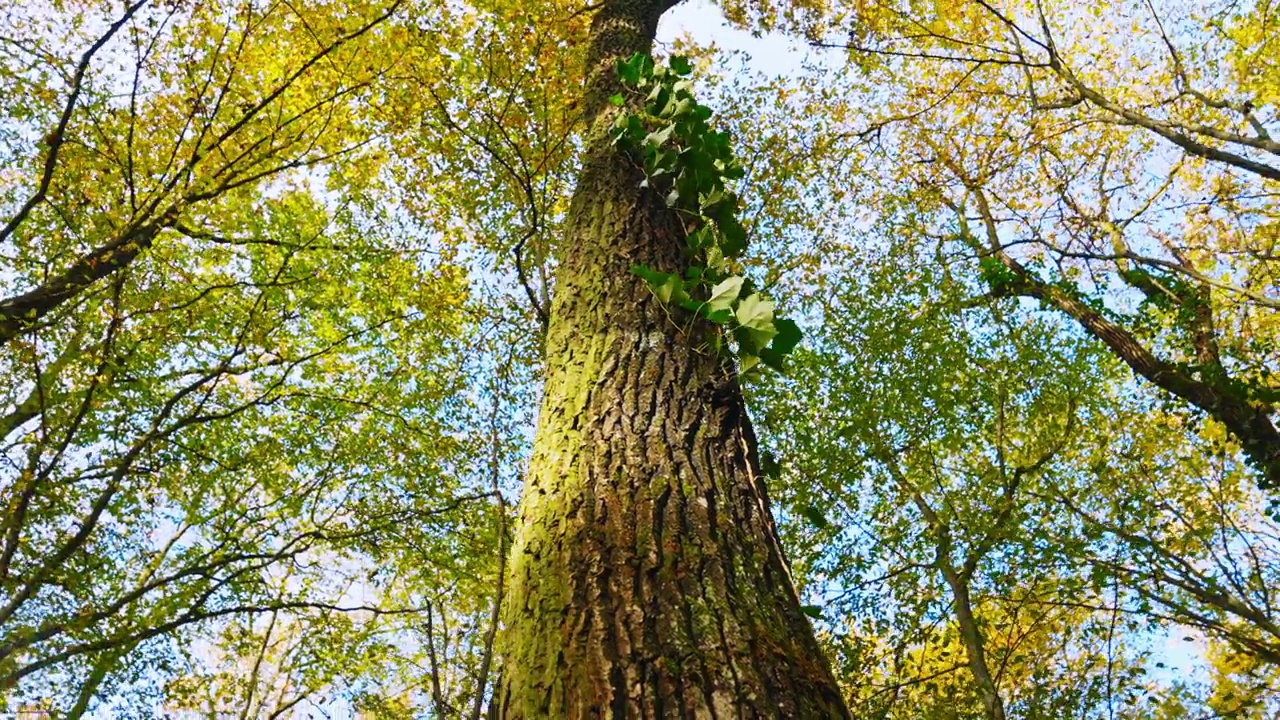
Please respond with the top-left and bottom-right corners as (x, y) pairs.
(0, 0), (1277, 716)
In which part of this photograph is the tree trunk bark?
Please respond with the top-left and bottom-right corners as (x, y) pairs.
(939, 566), (1006, 720)
(493, 0), (850, 717)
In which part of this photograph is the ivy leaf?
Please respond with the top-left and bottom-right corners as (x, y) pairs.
(735, 325), (764, 355)
(800, 605), (824, 620)
(643, 124), (674, 151)
(660, 275), (689, 304)
(630, 264), (665, 285)
(645, 149), (677, 176)
(737, 293), (777, 349)
(616, 53), (652, 86)
(631, 266), (689, 306)
(669, 55), (693, 76)
(707, 276), (744, 313)
(721, 160), (745, 180)
(719, 218), (748, 258)
(699, 188), (726, 212)
(616, 56), (641, 86)
(677, 296), (704, 312)
(703, 307), (734, 324)
(759, 347), (785, 371)
(771, 318), (802, 355)
(799, 505), (829, 529)
(736, 293), (775, 330)
(760, 450), (781, 478)
(685, 228), (713, 251)
(608, 93), (625, 106)
(660, 95), (693, 118)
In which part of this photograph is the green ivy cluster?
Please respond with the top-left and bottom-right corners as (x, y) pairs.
(611, 53), (801, 375)
(979, 255), (1115, 320)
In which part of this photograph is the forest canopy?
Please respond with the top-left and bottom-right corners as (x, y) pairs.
(0, 0), (1277, 716)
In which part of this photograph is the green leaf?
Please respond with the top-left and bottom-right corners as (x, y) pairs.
(770, 318), (802, 355)
(630, 264), (665, 285)
(676, 296), (703, 312)
(670, 55), (693, 75)
(759, 347), (786, 371)
(631, 265), (688, 306)
(616, 52), (653, 87)
(735, 293), (774, 330)
(704, 244), (724, 271)
(760, 450), (781, 478)
(736, 294), (777, 349)
(645, 148), (677, 175)
(707, 276), (744, 313)
(657, 274), (689, 305)
(686, 228), (713, 251)
(719, 218), (748, 258)
(703, 308), (733, 324)
(616, 55), (642, 85)
(721, 160), (745, 180)
(735, 325), (763, 354)
(643, 124), (674, 150)
(799, 505), (829, 529)
(699, 188), (725, 212)
(800, 604), (824, 620)
(608, 93), (625, 106)
(660, 95), (693, 118)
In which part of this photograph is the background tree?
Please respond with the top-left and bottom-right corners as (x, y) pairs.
(752, 233), (1164, 719)
(764, 0), (1280, 496)
(0, 1), (517, 714)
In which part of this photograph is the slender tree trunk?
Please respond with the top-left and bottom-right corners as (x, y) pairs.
(494, 0), (850, 717)
(939, 566), (1006, 720)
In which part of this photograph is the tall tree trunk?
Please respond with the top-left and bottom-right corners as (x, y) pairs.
(939, 566), (1006, 720)
(493, 0), (850, 717)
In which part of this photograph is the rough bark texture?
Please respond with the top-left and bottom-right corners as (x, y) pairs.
(494, 0), (850, 717)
